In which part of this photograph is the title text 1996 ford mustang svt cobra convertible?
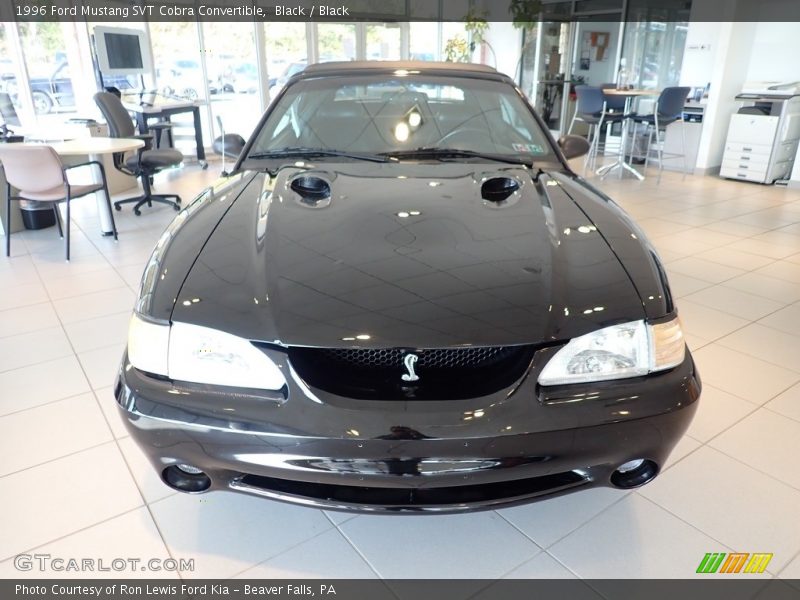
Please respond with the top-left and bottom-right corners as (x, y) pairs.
(116, 61), (700, 513)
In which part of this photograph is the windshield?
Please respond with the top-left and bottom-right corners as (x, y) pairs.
(248, 73), (554, 162)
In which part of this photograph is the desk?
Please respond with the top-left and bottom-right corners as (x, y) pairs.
(123, 99), (206, 165)
(597, 89), (659, 180)
(50, 137), (144, 235)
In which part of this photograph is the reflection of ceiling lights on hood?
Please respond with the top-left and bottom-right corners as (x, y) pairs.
(395, 106), (423, 142)
(342, 334), (372, 341)
(394, 122), (410, 142)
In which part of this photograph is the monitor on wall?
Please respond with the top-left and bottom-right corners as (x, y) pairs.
(94, 26), (151, 76)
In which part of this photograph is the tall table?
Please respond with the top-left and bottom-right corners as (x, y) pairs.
(51, 137), (145, 235)
(596, 89), (659, 180)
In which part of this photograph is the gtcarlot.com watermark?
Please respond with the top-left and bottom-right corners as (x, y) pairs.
(14, 553), (194, 573)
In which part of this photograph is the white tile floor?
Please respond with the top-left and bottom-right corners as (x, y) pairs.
(1, 160), (800, 581)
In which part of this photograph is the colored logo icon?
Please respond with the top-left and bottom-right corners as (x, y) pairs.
(696, 552), (773, 574)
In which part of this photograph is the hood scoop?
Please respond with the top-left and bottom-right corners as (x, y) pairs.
(481, 176), (520, 207)
(290, 174), (332, 208)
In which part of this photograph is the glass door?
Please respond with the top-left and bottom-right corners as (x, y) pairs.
(571, 23), (621, 89)
(201, 21), (260, 140)
(533, 21), (572, 134)
(568, 21), (623, 142)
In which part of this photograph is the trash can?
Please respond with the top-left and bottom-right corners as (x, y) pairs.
(19, 200), (56, 230)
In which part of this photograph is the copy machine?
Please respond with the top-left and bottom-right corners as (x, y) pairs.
(720, 82), (800, 184)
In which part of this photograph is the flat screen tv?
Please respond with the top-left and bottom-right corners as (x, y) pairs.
(94, 27), (151, 76)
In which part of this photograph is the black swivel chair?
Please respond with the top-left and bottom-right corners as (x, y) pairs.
(104, 86), (173, 149)
(94, 91), (183, 215)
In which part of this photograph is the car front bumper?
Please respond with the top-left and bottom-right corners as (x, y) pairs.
(114, 349), (700, 514)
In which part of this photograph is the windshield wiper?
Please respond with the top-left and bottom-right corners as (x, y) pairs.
(381, 148), (532, 166)
(248, 147), (392, 163)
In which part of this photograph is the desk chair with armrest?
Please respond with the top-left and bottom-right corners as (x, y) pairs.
(94, 91), (183, 216)
(0, 144), (117, 261)
(104, 87), (173, 149)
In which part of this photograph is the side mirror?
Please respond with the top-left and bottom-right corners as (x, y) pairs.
(557, 135), (591, 160)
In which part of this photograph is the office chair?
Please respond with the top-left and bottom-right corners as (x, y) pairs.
(568, 86), (625, 174)
(630, 86), (691, 182)
(0, 144), (117, 261)
(94, 91), (183, 215)
(104, 86), (173, 149)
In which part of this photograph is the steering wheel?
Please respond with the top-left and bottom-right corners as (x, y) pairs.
(435, 127), (488, 146)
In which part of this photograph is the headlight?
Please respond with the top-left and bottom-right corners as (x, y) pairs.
(127, 315), (286, 390)
(128, 314), (169, 376)
(168, 322), (286, 389)
(538, 317), (685, 386)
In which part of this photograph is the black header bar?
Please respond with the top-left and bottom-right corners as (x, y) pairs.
(1, 0), (798, 23)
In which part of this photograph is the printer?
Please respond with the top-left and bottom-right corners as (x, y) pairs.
(737, 81), (800, 98)
(720, 81), (800, 183)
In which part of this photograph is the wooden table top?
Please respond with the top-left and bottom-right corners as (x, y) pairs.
(48, 137), (145, 156)
(603, 88), (660, 96)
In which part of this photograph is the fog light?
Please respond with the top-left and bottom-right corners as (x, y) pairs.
(176, 463), (203, 475)
(617, 459), (645, 473)
(163, 465), (211, 492)
(610, 459), (659, 489)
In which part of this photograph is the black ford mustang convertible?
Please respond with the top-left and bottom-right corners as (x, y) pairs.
(116, 62), (700, 513)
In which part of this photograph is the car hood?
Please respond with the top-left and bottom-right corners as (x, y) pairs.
(172, 162), (645, 347)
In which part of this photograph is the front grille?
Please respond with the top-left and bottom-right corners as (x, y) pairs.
(235, 470), (587, 510)
(287, 345), (535, 400)
(319, 346), (521, 370)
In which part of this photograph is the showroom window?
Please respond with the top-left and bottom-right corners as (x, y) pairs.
(366, 23), (402, 61)
(201, 20), (261, 139)
(409, 22), (440, 61)
(0, 22), (30, 123)
(620, 2), (690, 90)
(316, 24), (357, 62)
(0, 4), (522, 148)
(16, 22), (85, 124)
(263, 21), (308, 102)
(148, 20), (214, 157)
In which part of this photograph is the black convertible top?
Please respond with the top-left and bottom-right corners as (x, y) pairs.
(297, 61), (507, 81)
(304, 60), (498, 74)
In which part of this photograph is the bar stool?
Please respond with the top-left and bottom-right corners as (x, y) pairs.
(629, 86), (691, 182)
(568, 86), (625, 174)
